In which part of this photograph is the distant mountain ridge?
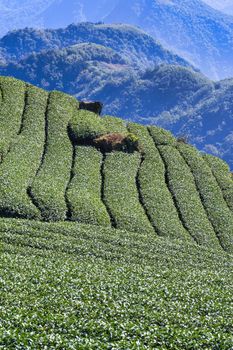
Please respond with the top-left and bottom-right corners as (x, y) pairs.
(1, 0), (233, 79)
(0, 23), (191, 70)
(104, 0), (233, 79)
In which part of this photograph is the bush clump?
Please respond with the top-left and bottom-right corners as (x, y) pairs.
(94, 132), (140, 153)
(69, 109), (106, 143)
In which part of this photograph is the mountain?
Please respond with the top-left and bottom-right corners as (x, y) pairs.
(104, 0), (233, 80)
(0, 43), (133, 96)
(0, 22), (192, 99)
(1, 0), (233, 79)
(0, 23), (191, 69)
(0, 75), (232, 348)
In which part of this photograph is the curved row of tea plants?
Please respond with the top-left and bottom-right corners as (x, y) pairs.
(30, 91), (77, 221)
(66, 146), (111, 226)
(158, 145), (221, 251)
(178, 143), (233, 253)
(203, 153), (233, 212)
(0, 85), (48, 219)
(128, 122), (190, 241)
(0, 77), (232, 254)
(0, 76), (26, 160)
(103, 151), (154, 234)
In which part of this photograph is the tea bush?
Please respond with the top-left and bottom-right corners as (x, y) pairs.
(69, 109), (106, 143)
(66, 146), (111, 226)
(102, 115), (127, 134)
(148, 125), (177, 146)
(0, 217), (232, 349)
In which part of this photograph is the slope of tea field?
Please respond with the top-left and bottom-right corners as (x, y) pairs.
(0, 76), (233, 253)
(0, 75), (233, 348)
(0, 217), (232, 349)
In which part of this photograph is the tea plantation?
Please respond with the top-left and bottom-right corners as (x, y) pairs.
(0, 76), (232, 348)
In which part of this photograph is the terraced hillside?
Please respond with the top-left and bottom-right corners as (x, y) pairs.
(0, 76), (233, 348)
(0, 76), (233, 254)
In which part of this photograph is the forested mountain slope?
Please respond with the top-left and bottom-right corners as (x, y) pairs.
(0, 23), (191, 69)
(105, 0), (233, 79)
(1, 0), (233, 79)
(1, 43), (133, 96)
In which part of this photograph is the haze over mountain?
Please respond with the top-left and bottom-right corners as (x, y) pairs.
(1, 42), (135, 97)
(203, 0), (233, 15)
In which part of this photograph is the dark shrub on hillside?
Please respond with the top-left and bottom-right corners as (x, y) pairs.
(94, 133), (140, 153)
(79, 101), (103, 115)
(177, 135), (189, 144)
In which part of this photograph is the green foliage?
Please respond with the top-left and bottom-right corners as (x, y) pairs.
(69, 109), (106, 143)
(30, 91), (77, 221)
(0, 84), (48, 219)
(0, 217), (232, 349)
(203, 153), (233, 212)
(103, 151), (154, 234)
(148, 125), (177, 146)
(177, 143), (233, 253)
(66, 146), (111, 226)
(159, 145), (221, 250)
(0, 76), (26, 159)
(128, 122), (191, 241)
(102, 115), (128, 134)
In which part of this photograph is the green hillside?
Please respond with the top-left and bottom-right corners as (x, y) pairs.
(0, 76), (233, 253)
(0, 76), (233, 348)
